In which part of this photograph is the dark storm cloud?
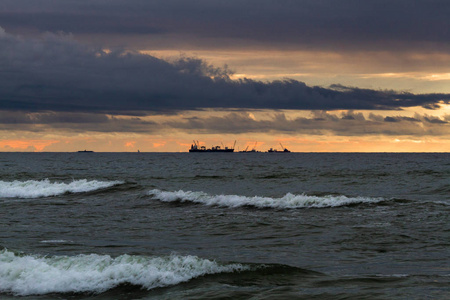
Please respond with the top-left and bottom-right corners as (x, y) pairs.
(1, 29), (450, 115)
(0, 13), (165, 35)
(1, 0), (449, 51)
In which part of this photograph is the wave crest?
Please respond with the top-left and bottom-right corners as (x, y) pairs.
(148, 189), (385, 209)
(0, 179), (124, 198)
(0, 249), (248, 296)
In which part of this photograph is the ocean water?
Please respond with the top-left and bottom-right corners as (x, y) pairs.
(0, 152), (448, 299)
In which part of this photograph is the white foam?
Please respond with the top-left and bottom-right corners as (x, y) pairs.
(0, 249), (248, 296)
(0, 179), (123, 198)
(148, 189), (385, 209)
(39, 240), (73, 244)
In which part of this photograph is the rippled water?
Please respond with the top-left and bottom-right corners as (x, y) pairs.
(0, 153), (449, 299)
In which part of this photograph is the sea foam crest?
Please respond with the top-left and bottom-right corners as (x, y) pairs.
(0, 249), (248, 296)
(148, 189), (385, 209)
(0, 179), (123, 198)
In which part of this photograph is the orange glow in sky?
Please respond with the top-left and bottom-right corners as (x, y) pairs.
(0, 140), (59, 152)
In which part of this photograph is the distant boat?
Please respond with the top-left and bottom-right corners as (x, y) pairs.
(77, 150), (94, 153)
(239, 142), (261, 153)
(239, 149), (261, 153)
(189, 141), (235, 152)
(267, 143), (291, 153)
(267, 148), (290, 153)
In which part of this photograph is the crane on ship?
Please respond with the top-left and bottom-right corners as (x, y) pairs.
(279, 143), (291, 152)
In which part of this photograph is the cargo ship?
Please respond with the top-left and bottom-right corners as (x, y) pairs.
(189, 141), (235, 152)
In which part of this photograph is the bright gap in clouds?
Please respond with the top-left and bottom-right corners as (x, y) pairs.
(142, 50), (450, 94)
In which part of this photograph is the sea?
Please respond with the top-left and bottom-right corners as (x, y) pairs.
(0, 152), (448, 299)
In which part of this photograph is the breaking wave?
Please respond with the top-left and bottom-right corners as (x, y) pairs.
(148, 189), (386, 209)
(0, 179), (124, 198)
(0, 249), (248, 296)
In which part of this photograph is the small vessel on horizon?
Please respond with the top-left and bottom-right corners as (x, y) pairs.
(239, 142), (261, 153)
(77, 150), (94, 153)
(267, 143), (291, 153)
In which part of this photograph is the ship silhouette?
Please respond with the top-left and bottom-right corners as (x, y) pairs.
(189, 141), (235, 152)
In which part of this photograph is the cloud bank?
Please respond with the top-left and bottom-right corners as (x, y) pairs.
(1, 0), (449, 52)
(1, 28), (450, 116)
(1, 110), (449, 138)
(166, 111), (450, 137)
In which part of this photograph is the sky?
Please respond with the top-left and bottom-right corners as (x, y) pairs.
(1, 0), (450, 152)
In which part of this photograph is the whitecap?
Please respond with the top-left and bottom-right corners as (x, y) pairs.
(0, 249), (248, 296)
(148, 189), (386, 209)
(0, 179), (124, 198)
(39, 240), (74, 244)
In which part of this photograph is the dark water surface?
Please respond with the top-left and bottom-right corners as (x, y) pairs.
(0, 153), (449, 299)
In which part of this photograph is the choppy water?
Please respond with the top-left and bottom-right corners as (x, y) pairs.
(0, 153), (449, 299)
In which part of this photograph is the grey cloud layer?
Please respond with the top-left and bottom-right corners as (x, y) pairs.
(1, 0), (449, 52)
(1, 30), (449, 115)
(2, 110), (448, 137)
(167, 111), (450, 137)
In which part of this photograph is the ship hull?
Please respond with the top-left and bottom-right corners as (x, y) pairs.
(189, 149), (234, 152)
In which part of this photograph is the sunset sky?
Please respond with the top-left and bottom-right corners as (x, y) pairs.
(1, 0), (450, 152)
